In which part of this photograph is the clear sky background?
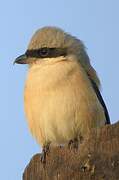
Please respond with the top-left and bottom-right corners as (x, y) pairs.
(0, 0), (119, 179)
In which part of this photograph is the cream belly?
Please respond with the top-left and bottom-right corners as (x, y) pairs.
(24, 59), (106, 146)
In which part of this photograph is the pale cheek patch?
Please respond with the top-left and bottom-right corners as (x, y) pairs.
(33, 56), (67, 66)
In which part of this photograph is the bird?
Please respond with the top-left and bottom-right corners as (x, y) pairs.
(14, 26), (110, 161)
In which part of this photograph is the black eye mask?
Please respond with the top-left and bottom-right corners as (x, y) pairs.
(25, 47), (67, 58)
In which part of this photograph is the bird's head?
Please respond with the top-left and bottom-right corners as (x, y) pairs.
(14, 26), (90, 66)
(14, 26), (100, 87)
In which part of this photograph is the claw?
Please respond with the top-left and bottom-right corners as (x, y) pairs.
(68, 139), (74, 149)
(40, 144), (50, 164)
(68, 138), (79, 150)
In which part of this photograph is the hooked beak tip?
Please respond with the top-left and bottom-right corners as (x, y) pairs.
(14, 54), (27, 65)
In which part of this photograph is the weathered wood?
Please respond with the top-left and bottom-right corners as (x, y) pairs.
(23, 121), (119, 180)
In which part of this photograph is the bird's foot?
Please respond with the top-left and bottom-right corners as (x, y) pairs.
(68, 138), (79, 150)
(40, 144), (50, 164)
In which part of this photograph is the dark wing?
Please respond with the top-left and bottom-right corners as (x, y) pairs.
(90, 78), (110, 124)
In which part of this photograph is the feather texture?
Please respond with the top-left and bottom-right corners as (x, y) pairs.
(24, 57), (106, 146)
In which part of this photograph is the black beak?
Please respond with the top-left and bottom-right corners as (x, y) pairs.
(14, 54), (28, 65)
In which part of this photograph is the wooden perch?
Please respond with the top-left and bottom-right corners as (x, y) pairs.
(23, 121), (119, 180)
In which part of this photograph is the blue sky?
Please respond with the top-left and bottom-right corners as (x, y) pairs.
(0, 0), (119, 179)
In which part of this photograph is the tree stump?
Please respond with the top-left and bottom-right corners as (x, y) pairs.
(23, 121), (119, 180)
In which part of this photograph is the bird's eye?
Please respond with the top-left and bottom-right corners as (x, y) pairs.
(39, 47), (49, 57)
